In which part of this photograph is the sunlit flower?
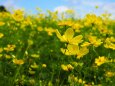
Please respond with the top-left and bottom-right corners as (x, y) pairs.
(61, 44), (79, 55)
(104, 37), (115, 50)
(81, 42), (91, 47)
(56, 28), (83, 45)
(61, 44), (89, 59)
(12, 9), (24, 21)
(76, 47), (89, 59)
(88, 35), (102, 47)
(72, 23), (83, 32)
(95, 56), (107, 66)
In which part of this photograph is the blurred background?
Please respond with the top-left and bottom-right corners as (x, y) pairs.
(0, 0), (115, 18)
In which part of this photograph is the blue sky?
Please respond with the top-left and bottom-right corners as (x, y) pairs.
(0, 0), (115, 18)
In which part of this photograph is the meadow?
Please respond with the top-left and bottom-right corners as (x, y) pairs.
(0, 9), (115, 86)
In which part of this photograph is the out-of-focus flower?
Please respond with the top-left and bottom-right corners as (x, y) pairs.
(72, 23), (83, 32)
(0, 33), (4, 38)
(42, 64), (47, 68)
(31, 62), (38, 69)
(37, 26), (43, 31)
(31, 54), (40, 58)
(29, 79), (35, 85)
(61, 64), (74, 71)
(58, 20), (74, 26)
(105, 71), (114, 77)
(0, 21), (5, 26)
(4, 44), (16, 52)
(29, 68), (35, 74)
(12, 9), (24, 21)
(5, 54), (12, 59)
(45, 27), (56, 36)
(13, 58), (24, 65)
(0, 48), (3, 53)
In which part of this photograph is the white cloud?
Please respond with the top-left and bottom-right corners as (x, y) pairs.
(54, 6), (69, 13)
(63, 0), (115, 18)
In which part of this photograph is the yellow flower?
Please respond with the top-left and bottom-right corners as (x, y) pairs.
(81, 42), (91, 47)
(61, 64), (68, 71)
(29, 70), (35, 75)
(61, 44), (89, 59)
(78, 79), (83, 83)
(28, 39), (33, 46)
(0, 33), (4, 38)
(95, 56), (107, 66)
(45, 27), (56, 36)
(48, 81), (53, 86)
(67, 64), (74, 70)
(4, 44), (16, 52)
(61, 64), (74, 71)
(104, 37), (115, 50)
(58, 20), (74, 26)
(0, 48), (3, 53)
(105, 71), (114, 77)
(55, 28), (83, 45)
(13, 58), (24, 65)
(42, 64), (47, 68)
(76, 47), (89, 59)
(88, 36), (102, 47)
(84, 14), (102, 26)
(72, 23), (83, 32)
(0, 21), (5, 26)
(29, 79), (35, 85)
(37, 26), (43, 31)
(5, 54), (12, 59)
(31, 62), (38, 69)
(12, 9), (24, 21)
(61, 44), (79, 55)
(0, 54), (3, 58)
(31, 54), (40, 58)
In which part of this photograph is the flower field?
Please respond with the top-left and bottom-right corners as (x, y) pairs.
(0, 9), (115, 86)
